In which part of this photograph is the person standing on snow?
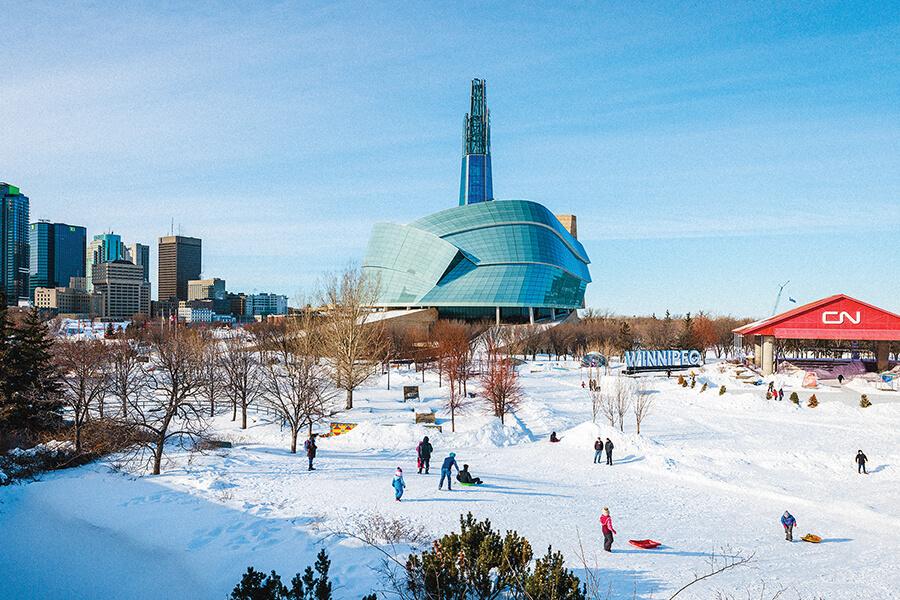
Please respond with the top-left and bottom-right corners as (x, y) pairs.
(392, 467), (406, 501)
(438, 452), (459, 491)
(856, 450), (868, 474)
(594, 437), (604, 464)
(605, 438), (614, 465)
(781, 511), (796, 541)
(417, 436), (433, 474)
(304, 434), (317, 471)
(600, 507), (617, 552)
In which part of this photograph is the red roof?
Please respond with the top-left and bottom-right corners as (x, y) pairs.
(734, 294), (900, 341)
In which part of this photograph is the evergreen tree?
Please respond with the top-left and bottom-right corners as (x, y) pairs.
(678, 312), (699, 349)
(524, 547), (586, 600)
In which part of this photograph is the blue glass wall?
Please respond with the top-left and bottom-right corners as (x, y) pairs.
(1, 184), (30, 305)
(31, 222), (87, 296)
(459, 154), (493, 205)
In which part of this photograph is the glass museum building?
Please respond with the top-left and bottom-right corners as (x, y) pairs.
(362, 80), (591, 324)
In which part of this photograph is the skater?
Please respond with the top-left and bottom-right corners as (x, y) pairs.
(605, 437), (614, 465)
(438, 452), (459, 491)
(594, 437), (604, 464)
(550, 431), (560, 443)
(457, 464), (483, 485)
(392, 467), (406, 501)
(781, 511), (796, 541)
(417, 436), (433, 474)
(304, 434), (317, 471)
(856, 450), (868, 474)
(600, 507), (616, 552)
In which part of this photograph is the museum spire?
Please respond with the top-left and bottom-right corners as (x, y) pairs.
(459, 78), (494, 205)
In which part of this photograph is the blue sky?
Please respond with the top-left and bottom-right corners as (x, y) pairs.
(2, 2), (898, 317)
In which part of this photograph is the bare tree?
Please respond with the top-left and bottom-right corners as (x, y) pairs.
(591, 378), (617, 428)
(197, 332), (224, 417)
(480, 342), (523, 426)
(320, 266), (384, 410)
(263, 311), (339, 453)
(107, 339), (147, 418)
(55, 340), (110, 453)
(221, 334), (263, 429)
(613, 376), (633, 432)
(633, 379), (653, 435)
(433, 321), (476, 432)
(131, 331), (206, 475)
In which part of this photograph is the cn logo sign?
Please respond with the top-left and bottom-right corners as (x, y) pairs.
(822, 311), (861, 325)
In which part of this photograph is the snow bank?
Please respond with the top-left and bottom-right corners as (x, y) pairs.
(321, 418), (530, 452)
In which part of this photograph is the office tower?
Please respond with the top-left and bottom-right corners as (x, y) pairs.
(1, 183), (30, 305)
(126, 243), (150, 282)
(187, 278), (225, 302)
(459, 79), (493, 206)
(245, 292), (288, 317)
(29, 221), (87, 299)
(85, 233), (125, 292)
(158, 235), (201, 302)
(92, 260), (151, 319)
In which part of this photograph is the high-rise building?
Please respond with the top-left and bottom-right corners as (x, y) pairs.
(459, 79), (493, 206)
(29, 221), (87, 299)
(1, 183), (30, 305)
(86, 233), (126, 292)
(158, 235), (201, 302)
(92, 260), (150, 319)
(126, 243), (150, 282)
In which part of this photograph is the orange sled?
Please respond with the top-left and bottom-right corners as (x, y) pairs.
(628, 539), (662, 549)
(801, 534), (822, 543)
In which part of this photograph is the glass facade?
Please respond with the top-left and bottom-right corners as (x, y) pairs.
(30, 221), (87, 297)
(1, 183), (30, 305)
(459, 79), (493, 205)
(362, 199), (591, 313)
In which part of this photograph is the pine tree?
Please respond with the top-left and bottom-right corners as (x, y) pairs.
(789, 391), (799, 404)
(807, 394), (818, 408)
(860, 394), (872, 408)
(718, 385), (727, 395)
(524, 547), (586, 599)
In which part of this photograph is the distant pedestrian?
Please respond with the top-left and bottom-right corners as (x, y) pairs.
(838, 374), (845, 384)
(594, 437), (603, 464)
(600, 507), (617, 552)
(304, 434), (317, 471)
(781, 511), (796, 541)
(550, 431), (560, 443)
(392, 467), (406, 501)
(439, 452), (459, 491)
(417, 436), (433, 474)
(605, 438), (614, 465)
(856, 450), (868, 474)
(581, 380), (585, 389)
(779, 387), (785, 402)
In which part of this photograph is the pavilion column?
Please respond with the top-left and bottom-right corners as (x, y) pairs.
(753, 337), (762, 368)
(495, 306), (501, 326)
(876, 341), (890, 371)
(551, 308), (557, 321)
(529, 307), (535, 325)
(762, 335), (775, 376)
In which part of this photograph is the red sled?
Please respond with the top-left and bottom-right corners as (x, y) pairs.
(417, 457), (423, 469)
(628, 539), (661, 549)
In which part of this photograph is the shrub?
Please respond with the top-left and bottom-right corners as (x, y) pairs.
(807, 394), (818, 408)
(718, 386), (726, 396)
(230, 549), (363, 600)
(789, 391), (799, 404)
(860, 395), (872, 408)
(700, 383), (708, 393)
(677, 375), (685, 386)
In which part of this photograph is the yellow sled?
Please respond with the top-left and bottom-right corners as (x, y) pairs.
(801, 534), (822, 543)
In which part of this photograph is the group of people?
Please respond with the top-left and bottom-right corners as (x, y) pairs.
(388, 437), (486, 501)
(766, 382), (786, 401)
(594, 437), (614, 465)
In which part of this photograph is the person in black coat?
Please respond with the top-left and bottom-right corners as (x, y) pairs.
(304, 434), (317, 471)
(856, 450), (868, 474)
(457, 464), (483, 485)
(594, 437), (603, 464)
(605, 438), (614, 465)
(417, 436), (433, 474)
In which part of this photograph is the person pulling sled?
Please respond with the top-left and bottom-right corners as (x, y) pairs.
(417, 436), (433, 474)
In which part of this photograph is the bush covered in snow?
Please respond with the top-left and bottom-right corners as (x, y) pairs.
(0, 440), (76, 484)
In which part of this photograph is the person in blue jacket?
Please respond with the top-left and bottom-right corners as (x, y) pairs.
(781, 511), (796, 541)
(392, 467), (406, 502)
(439, 452), (459, 491)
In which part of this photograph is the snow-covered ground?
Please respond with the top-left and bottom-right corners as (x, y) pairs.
(2, 360), (899, 599)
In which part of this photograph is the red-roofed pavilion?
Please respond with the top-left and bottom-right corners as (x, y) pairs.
(733, 294), (900, 375)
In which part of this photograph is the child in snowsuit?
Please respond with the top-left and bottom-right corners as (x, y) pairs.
(856, 450), (868, 474)
(781, 511), (796, 541)
(457, 464), (483, 485)
(594, 438), (603, 464)
(439, 453), (459, 490)
(304, 435), (317, 471)
(605, 438), (614, 465)
(600, 507), (616, 552)
(392, 467), (406, 501)
(417, 436), (433, 474)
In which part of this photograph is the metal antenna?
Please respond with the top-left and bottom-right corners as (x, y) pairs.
(772, 280), (790, 315)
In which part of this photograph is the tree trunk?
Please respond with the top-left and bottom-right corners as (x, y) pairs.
(98, 398), (104, 418)
(345, 387), (353, 410)
(232, 399), (237, 421)
(451, 406), (456, 432)
(290, 428), (298, 454)
(209, 395), (215, 418)
(241, 399), (248, 429)
(75, 424), (82, 453)
(153, 443), (163, 475)
(387, 362), (391, 390)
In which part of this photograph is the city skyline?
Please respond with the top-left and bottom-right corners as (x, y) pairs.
(3, 3), (899, 316)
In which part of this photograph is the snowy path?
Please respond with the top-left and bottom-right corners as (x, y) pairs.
(2, 362), (899, 598)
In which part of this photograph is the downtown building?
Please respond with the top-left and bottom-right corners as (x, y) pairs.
(1, 183), (30, 305)
(29, 221), (87, 300)
(362, 80), (590, 324)
(92, 260), (150, 320)
(158, 235), (201, 302)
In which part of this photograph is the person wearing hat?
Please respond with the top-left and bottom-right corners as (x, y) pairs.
(304, 434), (318, 471)
(600, 507), (617, 552)
(417, 436), (433, 474)
(392, 467), (406, 502)
(781, 511), (796, 541)
(439, 452), (460, 491)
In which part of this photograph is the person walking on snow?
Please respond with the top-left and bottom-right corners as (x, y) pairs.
(392, 467), (406, 501)
(439, 452), (459, 491)
(605, 438), (614, 465)
(417, 436), (433, 474)
(600, 507), (617, 552)
(594, 437), (604, 464)
(304, 434), (317, 471)
(856, 450), (868, 474)
(781, 511), (796, 541)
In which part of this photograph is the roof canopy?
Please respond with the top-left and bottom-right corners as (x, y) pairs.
(734, 294), (900, 341)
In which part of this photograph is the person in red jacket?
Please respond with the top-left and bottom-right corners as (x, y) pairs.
(600, 507), (617, 552)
